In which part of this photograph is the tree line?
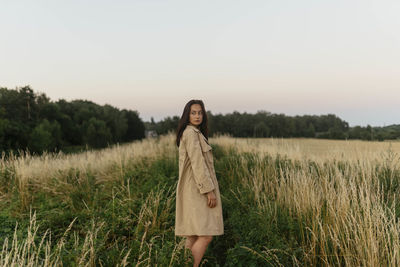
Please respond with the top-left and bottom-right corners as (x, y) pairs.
(146, 110), (400, 141)
(2, 86), (399, 156)
(0, 86), (145, 155)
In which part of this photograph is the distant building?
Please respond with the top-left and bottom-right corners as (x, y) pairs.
(145, 130), (158, 138)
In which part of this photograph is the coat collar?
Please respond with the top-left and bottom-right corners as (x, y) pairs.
(186, 124), (200, 132)
(187, 124), (210, 145)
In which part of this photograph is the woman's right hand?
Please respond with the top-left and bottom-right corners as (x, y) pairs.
(207, 191), (217, 208)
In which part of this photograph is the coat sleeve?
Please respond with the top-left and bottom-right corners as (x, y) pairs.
(183, 129), (215, 194)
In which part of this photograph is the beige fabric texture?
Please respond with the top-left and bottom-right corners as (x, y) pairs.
(175, 124), (224, 236)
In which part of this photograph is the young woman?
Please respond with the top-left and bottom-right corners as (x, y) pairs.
(175, 100), (224, 267)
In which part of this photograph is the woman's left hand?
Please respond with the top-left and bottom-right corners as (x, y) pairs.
(206, 191), (216, 208)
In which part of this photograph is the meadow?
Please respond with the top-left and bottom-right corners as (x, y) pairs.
(1, 133), (400, 266)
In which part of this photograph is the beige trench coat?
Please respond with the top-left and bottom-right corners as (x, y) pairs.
(175, 124), (224, 236)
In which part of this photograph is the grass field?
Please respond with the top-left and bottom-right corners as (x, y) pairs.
(1, 133), (400, 266)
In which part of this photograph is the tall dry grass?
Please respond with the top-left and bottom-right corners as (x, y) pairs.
(0, 133), (190, 266)
(212, 135), (400, 164)
(0, 134), (177, 210)
(1, 132), (400, 265)
(214, 135), (400, 265)
(0, 208), (134, 267)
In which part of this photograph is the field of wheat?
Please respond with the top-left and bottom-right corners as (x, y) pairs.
(1, 133), (400, 266)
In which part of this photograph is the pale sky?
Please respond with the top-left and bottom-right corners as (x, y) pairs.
(1, 0), (399, 127)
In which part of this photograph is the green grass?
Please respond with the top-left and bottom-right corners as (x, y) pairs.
(1, 140), (400, 266)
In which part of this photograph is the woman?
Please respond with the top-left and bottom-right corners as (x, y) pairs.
(175, 100), (224, 267)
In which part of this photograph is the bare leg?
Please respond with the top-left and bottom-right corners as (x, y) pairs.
(190, 236), (213, 267)
(185, 235), (198, 250)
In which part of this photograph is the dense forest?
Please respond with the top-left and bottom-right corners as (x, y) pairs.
(0, 86), (145, 155)
(146, 111), (400, 141)
(2, 86), (399, 155)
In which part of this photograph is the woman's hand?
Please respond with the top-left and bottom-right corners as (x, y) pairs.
(207, 191), (217, 208)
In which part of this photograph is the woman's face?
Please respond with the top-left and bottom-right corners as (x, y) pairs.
(189, 104), (203, 127)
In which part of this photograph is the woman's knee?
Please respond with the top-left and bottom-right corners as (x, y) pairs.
(185, 235), (198, 246)
(199, 235), (213, 243)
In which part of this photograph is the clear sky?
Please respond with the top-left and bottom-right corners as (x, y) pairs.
(1, 0), (399, 127)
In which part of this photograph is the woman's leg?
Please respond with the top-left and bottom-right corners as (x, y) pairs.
(185, 235), (198, 250)
(190, 235), (213, 267)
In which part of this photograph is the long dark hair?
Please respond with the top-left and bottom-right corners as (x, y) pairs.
(176, 100), (209, 147)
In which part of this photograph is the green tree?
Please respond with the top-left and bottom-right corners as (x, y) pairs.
(83, 118), (112, 148)
(328, 126), (346, 139)
(102, 104), (128, 142)
(122, 109), (146, 141)
(305, 123), (315, 137)
(348, 126), (363, 139)
(29, 119), (62, 153)
(0, 118), (9, 151)
(253, 121), (270, 137)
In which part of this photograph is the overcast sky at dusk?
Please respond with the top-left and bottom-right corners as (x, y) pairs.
(1, 0), (399, 126)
